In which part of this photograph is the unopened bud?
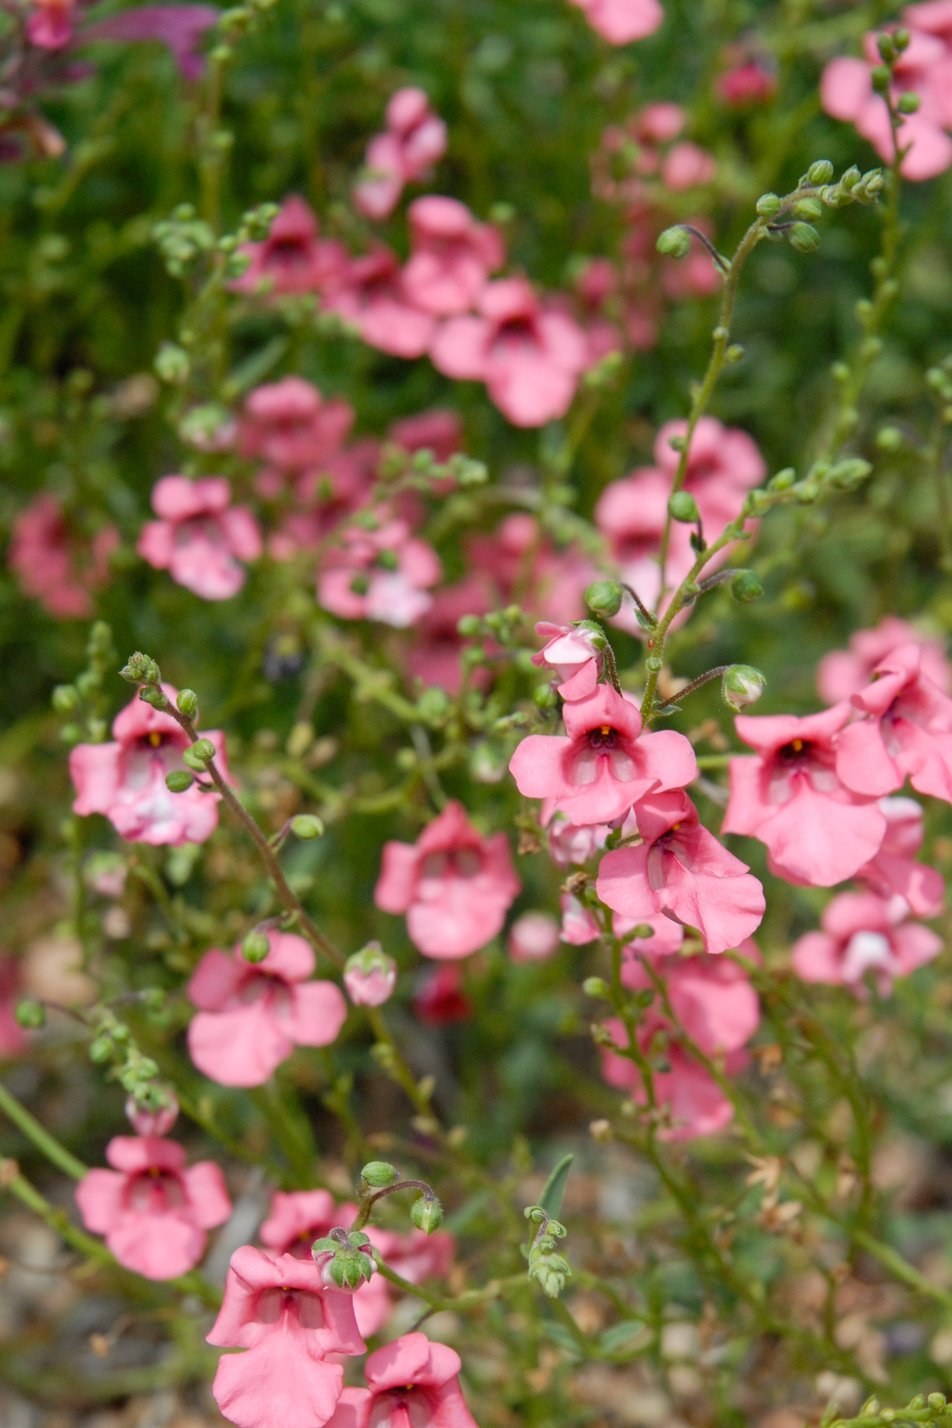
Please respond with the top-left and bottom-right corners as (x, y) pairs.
(176, 689), (199, 717)
(897, 91), (920, 114)
(360, 1160), (399, 1188)
(344, 945), (397, 1007)
(585, 580), (623, 618)
(806, 159), (834, 184)
(789, 222), (820, 253)
(121, 653), (161, 685)
(290, 814), (325, 840)
(15, 999), (46, 1029)
(242, 931), (271, 963)
(731, 570), (765, 602)
(656, 225), (691, 258)
(668, 491), (699, 523)
(165, 770), (194, 793)
(756, 192), (782, 217)
(410, 1194), (443, 1233)
(722, 664), (766, 712)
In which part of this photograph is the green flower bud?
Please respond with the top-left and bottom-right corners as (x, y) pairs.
(792, 196), (823, 221)
(360, 1160), (399, 1188)
(731, 570), (765, 602)
(582, 977), (610, 999)
(894, 27), (910, 51)
(417, 687), (450, 723)
(242, 931), (271, 963)
(290, 814), (325, 840)
(806, 159), (834, 184)
(120, 652), (161, 685)
(154, 342), (190, 384)
(457, 613), (482, 637)
(182, 746), (211, 771)
(722, 664), (766, 712)
(768, 468), (796, 491)
(533, 683), (558, 710)
(410, 1194), (443, 1234)
(839, 166), (861, 191)
(789, 222), (820, 253)
(668, 491), (699, 523)
(176, 689), (199, 717)
(89, 1035), (113, 1063)
(825, 457), (872, 491)
(585, 580), (623, 618)
(656, 225), (691, 258)
(876, 32), (896, 62)
(139, 686), (171, 710)
(870, 64), (891, 93)
(51, 684), (79, 713)
(15, 999), (46, 1030)
(191, 738), (216, 763)
(875, 426), (903, 452)
(755, 192), (782, 217)
(165, 770), (195, 793)
(897, 91), (920, 114)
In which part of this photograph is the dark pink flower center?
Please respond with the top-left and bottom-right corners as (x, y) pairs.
(420, 847), (482, 880)
(238, 971), (293, 1015)
(124, 1166), (186, 1214)
(566, 724), (636, 788)
(254, 1284), (327, 1329)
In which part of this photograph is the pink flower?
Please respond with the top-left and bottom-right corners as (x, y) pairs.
(187, 931), (348, 1087)
(412, 964), (472, 1023)
(716, 55), (777, 108)
(431, 277), (591, 427)
(80, 5), (219, 80)
(9, 494), (117, 618)
(327, 249), (436, 359)
(509, 684), (697, 827)
(317, 514), (441, 627)
(0, 957), (28, 1059)
(207, 1246), (365, 1428)
(596, 791), (765, 954)
(568, 0), (663, 45)
(791, 889), (942, 994)
(856, 797), (945, 918)
(69, 687), (228, 845)
(354, 89), (448, 220)
(599, 947), (759, 1139)
(595, 467), (696, 618)
(402, 197), (504, 315)
(138, 475), (262, 600)
(26, 0), (76, 48)
(232, 196), (348, 296)
(821, 21), (952, 180)
(238, 378), (353, 472)
(817, 617), (950, 703)
(260, 1191), (392, 1337)
(531, 621), (603, 700)
(387, 408), (462, 465)
(75, 1135), (231, 1278)
(375, 801), (519, 959)
(836, 643), (952, 803)
(653, 416), (765, 530)
(723, 705), (887, 887)
(405, 576), (493, 695)
(325, 1332), (478, 1428)
(508, 912), (561, 962)
(125, 1090), (179, 1137)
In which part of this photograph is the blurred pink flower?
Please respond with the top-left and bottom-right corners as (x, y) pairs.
(816, 616), (950, 703)
(81, 5), (219, 79)
(69, 686), (228, 845)
(431, 277), (591, 427)
(821, 18), (952, 180)
(508, 911), (561, 962)
(187, 931), (348, 1087)
(76, 1135), (230, 1278)
(354, 89), (448, 220)
(856, 797), (945, 918)
(791, 889), (942, 994)
(26, 0), (76, 48)
(232, 196), (348, 296)
(207, 1246), (364, 1428)
(343, 943), (398, 1007)
(509, 684), (696, 826)
(403, 196), (505, 315)
(569, 0), (663, 45)
(138, 475), (262, 600)
(9, 493), (117, 618)
(239, 378), (353, 472)
(376, 801), (519, 958)
(836, 643), (952, 803)
(412, 964), (472, 1023)
(325, 1332), (479, 1428)
(327, 248), (435, 359)
(317, 514), (441, 627)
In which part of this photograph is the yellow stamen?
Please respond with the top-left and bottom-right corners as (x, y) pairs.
(148, 731), (163, 748)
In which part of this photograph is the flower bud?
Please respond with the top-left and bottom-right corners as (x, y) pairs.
(656, 225), (691, 258)
(182, 746), (210, 771)
(241, 931), (271, 963)
(126, 1089), (179, 1137)
(806, 159), (834, 184)
(870, 64), (890, 93)
(360, 1160), (399, 1188)
(755, 192), (782, 217)
(668, 491), (699, 523)
(344, 944), (398, 1007)
(312, 1231), (375, 1290)
(191, 738), (216, 763)
(15, 999), (46, 1030)
(585, 580), (623, 618)
(731, 570), (765, 602)
(155, 342), (190, 384)
(51, 684), (79, 713)
(176, 689), (199, 718)
(166, 770), (194, 793)
(789, 222), (820, 253)
(290, 814), (325, 840)
(722, 664), (766, 712)
(410, 1194), (443, 1233)
(120, 652), (161, 685)
(582, 976), (610, 999)
(897, 91), (920, 114)
(792, 196), (823, 221)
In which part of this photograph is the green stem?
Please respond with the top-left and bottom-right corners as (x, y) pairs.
(0, 1078), (88, 1180)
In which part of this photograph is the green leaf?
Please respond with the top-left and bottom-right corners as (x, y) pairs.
(598, 1320), (648, 1355)
(538, 1152), (573, 1219)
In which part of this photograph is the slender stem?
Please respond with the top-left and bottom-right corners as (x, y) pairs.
(0, 1078), (88, 1180)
